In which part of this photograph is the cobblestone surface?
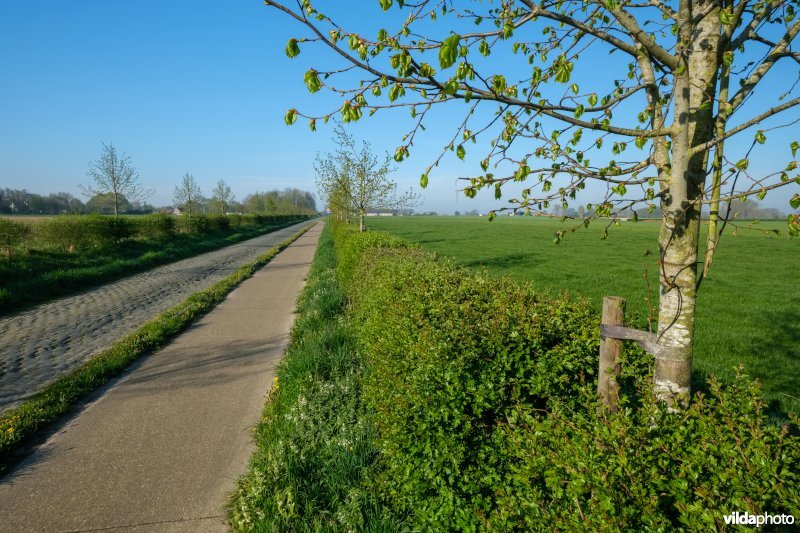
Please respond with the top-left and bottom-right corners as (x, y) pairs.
(0, 221), (314, 413)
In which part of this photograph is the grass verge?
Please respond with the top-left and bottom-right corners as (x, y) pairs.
(0, 217), (311, 316)
(228, 222), (403, 531)
(0, 223), (314, 476)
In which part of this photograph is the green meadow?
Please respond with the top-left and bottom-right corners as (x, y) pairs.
(366, 215), (799, 414)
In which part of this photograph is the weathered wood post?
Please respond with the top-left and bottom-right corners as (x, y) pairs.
(599, 296), (625, 412)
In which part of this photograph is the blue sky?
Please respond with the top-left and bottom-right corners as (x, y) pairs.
(1, 1), (797, 214)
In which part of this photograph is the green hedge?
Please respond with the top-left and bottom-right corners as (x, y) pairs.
(36, 215), (136, 251)
(335, 224), (800, 531)
(0, 218), (33, 256)
(133, 213), (177, 239)
(13, 214), (312, 254)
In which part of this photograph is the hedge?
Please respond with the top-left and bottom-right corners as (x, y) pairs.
(334, 223), (800, 531)
(0, 218), (33, 257)
(4, 214), (312, 254)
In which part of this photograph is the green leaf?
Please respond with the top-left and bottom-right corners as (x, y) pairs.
(418, 63), (435, 77)
(735, 158), (749, 170)
(420, 173), (429, 188)
(479, 40), (490, 57)
(439, 34), (461, 69)
(554, 56), (573, 83)
(394, 146), (408, 162)
(723, 51), (734, 66)
(304, 70), (322, 93)
(456, 144), (466, 160)
(635, 137), (646, 149)
(284, 109), (297, 126)
(570, 83), (579, 95)
(388, 84), (404, 102)
(755, 131), (766, 144)
(791, 195), (800, 210)
(719, 8), (733, 25)
(791, 141), (799, 157)
(588, 93), (598, 107)
(492, 75), (507, 94)
(285, 38), (300, 58)
(378, 0), (393, 11)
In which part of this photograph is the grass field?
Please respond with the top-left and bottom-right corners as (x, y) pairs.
(366, 216), (799, 414)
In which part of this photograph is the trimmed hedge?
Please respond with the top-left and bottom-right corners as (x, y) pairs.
(334, 224), (800, 531)
(7, 214), (311, 254)
(0, 218), (32, 257)
(36, 215), (136, 251)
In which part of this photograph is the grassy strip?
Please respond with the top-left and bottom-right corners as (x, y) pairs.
(0, 217), (312, 316)
(0, 223), (314, 476)
(228, 223), (403, 531)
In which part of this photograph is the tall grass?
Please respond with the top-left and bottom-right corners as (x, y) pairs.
(229, 223), (403, 531)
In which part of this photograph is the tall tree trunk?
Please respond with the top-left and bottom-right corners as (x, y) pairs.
(655, 0), (720, 405)
(359, 210), (365, 232)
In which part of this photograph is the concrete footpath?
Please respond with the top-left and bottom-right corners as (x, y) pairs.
(0, 222), (323, 532)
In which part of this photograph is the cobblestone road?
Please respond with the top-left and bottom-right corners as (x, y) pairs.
(0, 220), (315, 413)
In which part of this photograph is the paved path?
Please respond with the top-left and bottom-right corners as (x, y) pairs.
(0, 220), (315, 413)
(0, 221), (323, 532)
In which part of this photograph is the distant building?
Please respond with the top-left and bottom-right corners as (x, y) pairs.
(366, 209), (396, 216)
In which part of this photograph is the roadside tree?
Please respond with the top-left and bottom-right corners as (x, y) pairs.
(81, 142), (152, 217)
(173, 173), (203, 219)
(315, 126), (419, 232)
(271, 0), (800, 405)
(86, 192), (131, 214)
(211, 180), (235, 214)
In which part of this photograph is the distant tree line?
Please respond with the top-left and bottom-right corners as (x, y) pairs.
(551, 199), (786, 221)
(0, 188), (155, 215)
(240, 189), (317, 216)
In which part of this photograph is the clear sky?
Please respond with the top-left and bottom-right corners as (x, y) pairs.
(1, 1), (797, 214)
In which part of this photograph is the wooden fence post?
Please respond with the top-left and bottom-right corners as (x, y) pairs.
(599, 296), (625, 412)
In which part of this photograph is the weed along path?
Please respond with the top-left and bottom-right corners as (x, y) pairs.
(0, 222), (322, 532)
(0, 220), (316, 413)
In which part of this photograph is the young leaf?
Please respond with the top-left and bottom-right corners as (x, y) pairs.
(285, 38), (300, 58)
(304, 70), (322, 93)
(439, 34), (461, 69)
(284, 109), (297, 126)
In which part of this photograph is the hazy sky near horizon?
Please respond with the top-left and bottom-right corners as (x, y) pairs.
(1, 1), (798, 215)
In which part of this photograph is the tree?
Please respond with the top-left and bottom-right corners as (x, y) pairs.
(173, 173), (203, 219)
(86, 192), (131, 214)
(81, 142), (152, 217)
(316, 126), (419, 232)
(271, 0), (800, 405)
(211, 179), (235, 214)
